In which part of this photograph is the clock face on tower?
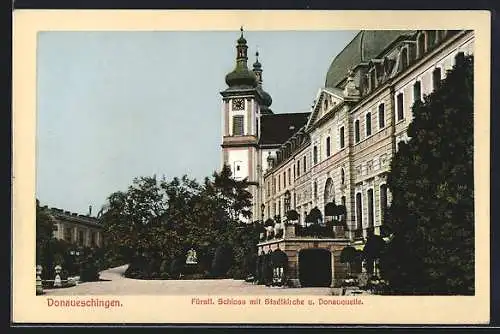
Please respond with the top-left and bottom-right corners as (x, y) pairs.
(232, 98), (245, 111)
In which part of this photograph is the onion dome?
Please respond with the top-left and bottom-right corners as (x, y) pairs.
(252, 51), (273, 112)
(225, 27), (258, 88)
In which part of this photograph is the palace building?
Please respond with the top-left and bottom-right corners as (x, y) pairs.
(41, 205), (103, 248)
(220, 28), (474, 287)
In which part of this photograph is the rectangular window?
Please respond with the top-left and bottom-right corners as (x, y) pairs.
(356, 192), (363, 230)
(91, 231), (97, 246)
(366, 113), (372, 137)
(413, 81), (422, 102)
(313, 146), (318, 164)
(283, 172), (286, 188)
(303, 156), (306, 172)
(297, 161), (300, 177)
(232, 115), (244, 136)
(380, 184), (388, 225)
(64, 227), (72, 242)
(367, 189), (374, 228)
(397, 93), (404, 121)
(278, 175), (281, 191)
(256, 118), (259, 137)
(354, 120), (360, 143)
(378, 104), (385, 129)
(78, 230), (85, 246)
(326, 137), (331, 157)
(433, 68), (441, 91)
(341, 196), (347, 221)
(293, 165), (296, 179)
(288, 168), (291, 185)
(339, 126), (345, 148)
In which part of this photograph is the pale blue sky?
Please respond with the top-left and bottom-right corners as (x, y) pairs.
(36, 30), (359, 214)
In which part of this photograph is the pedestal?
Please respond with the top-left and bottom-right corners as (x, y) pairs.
(36, 265), (43, 295)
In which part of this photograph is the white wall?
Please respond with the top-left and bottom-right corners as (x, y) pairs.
(227, 148), (249, 180)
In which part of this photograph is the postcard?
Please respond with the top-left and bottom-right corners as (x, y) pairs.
(12, 10), (491, 325)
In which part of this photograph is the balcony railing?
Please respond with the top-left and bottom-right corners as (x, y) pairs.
(351, 229), (364, 240)
(295, 224), (336, 238)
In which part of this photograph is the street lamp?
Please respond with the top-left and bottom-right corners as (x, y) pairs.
(69, 249), (83, 277)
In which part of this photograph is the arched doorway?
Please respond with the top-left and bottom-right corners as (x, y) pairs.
(298, 248), (332, 287)
(324, 177), (335, 204)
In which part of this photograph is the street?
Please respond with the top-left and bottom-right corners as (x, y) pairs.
(43, 265), (335, 296)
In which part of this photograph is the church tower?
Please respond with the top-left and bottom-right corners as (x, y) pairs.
(220, 27), (262, 221)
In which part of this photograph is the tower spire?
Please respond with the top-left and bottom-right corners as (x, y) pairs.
(252, 50), (272, 114)
(252, 50), (262, 85)
(225, 28), (257, 88)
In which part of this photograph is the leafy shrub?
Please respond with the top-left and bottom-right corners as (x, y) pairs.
(80, 258), (100, 282)
(169, 255), (186, 279)
(211, 246), (233, 278)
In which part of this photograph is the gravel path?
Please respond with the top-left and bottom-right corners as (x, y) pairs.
(43, 265), (333, 296)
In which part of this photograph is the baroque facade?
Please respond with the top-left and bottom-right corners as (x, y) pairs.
(42, 205), (103, 248)
(221, 28), (474, 236)
(220, 29), (474, 286)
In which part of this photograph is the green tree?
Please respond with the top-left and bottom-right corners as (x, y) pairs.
(381, 53), (474, 295)
(99, 166), (256, 280)
(36, 199), (56, 265)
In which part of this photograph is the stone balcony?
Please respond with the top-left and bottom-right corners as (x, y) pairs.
(258, 222), (350, 244)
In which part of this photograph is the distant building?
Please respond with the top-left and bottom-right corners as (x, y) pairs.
(42, 205), (103, 248)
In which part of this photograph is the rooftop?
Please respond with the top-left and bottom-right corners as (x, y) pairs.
(259, 112), (310, 147)
(325, 30), (415, 88)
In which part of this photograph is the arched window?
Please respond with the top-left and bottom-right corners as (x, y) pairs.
(323, 178), (334, 204)
(366, 112), (372, 137)
(354, 120), (360, 143)
(313, 146), (318, 164)
(326, 137), (331, 157)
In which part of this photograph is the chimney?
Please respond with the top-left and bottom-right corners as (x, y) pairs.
(88, 205), (92, 217)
